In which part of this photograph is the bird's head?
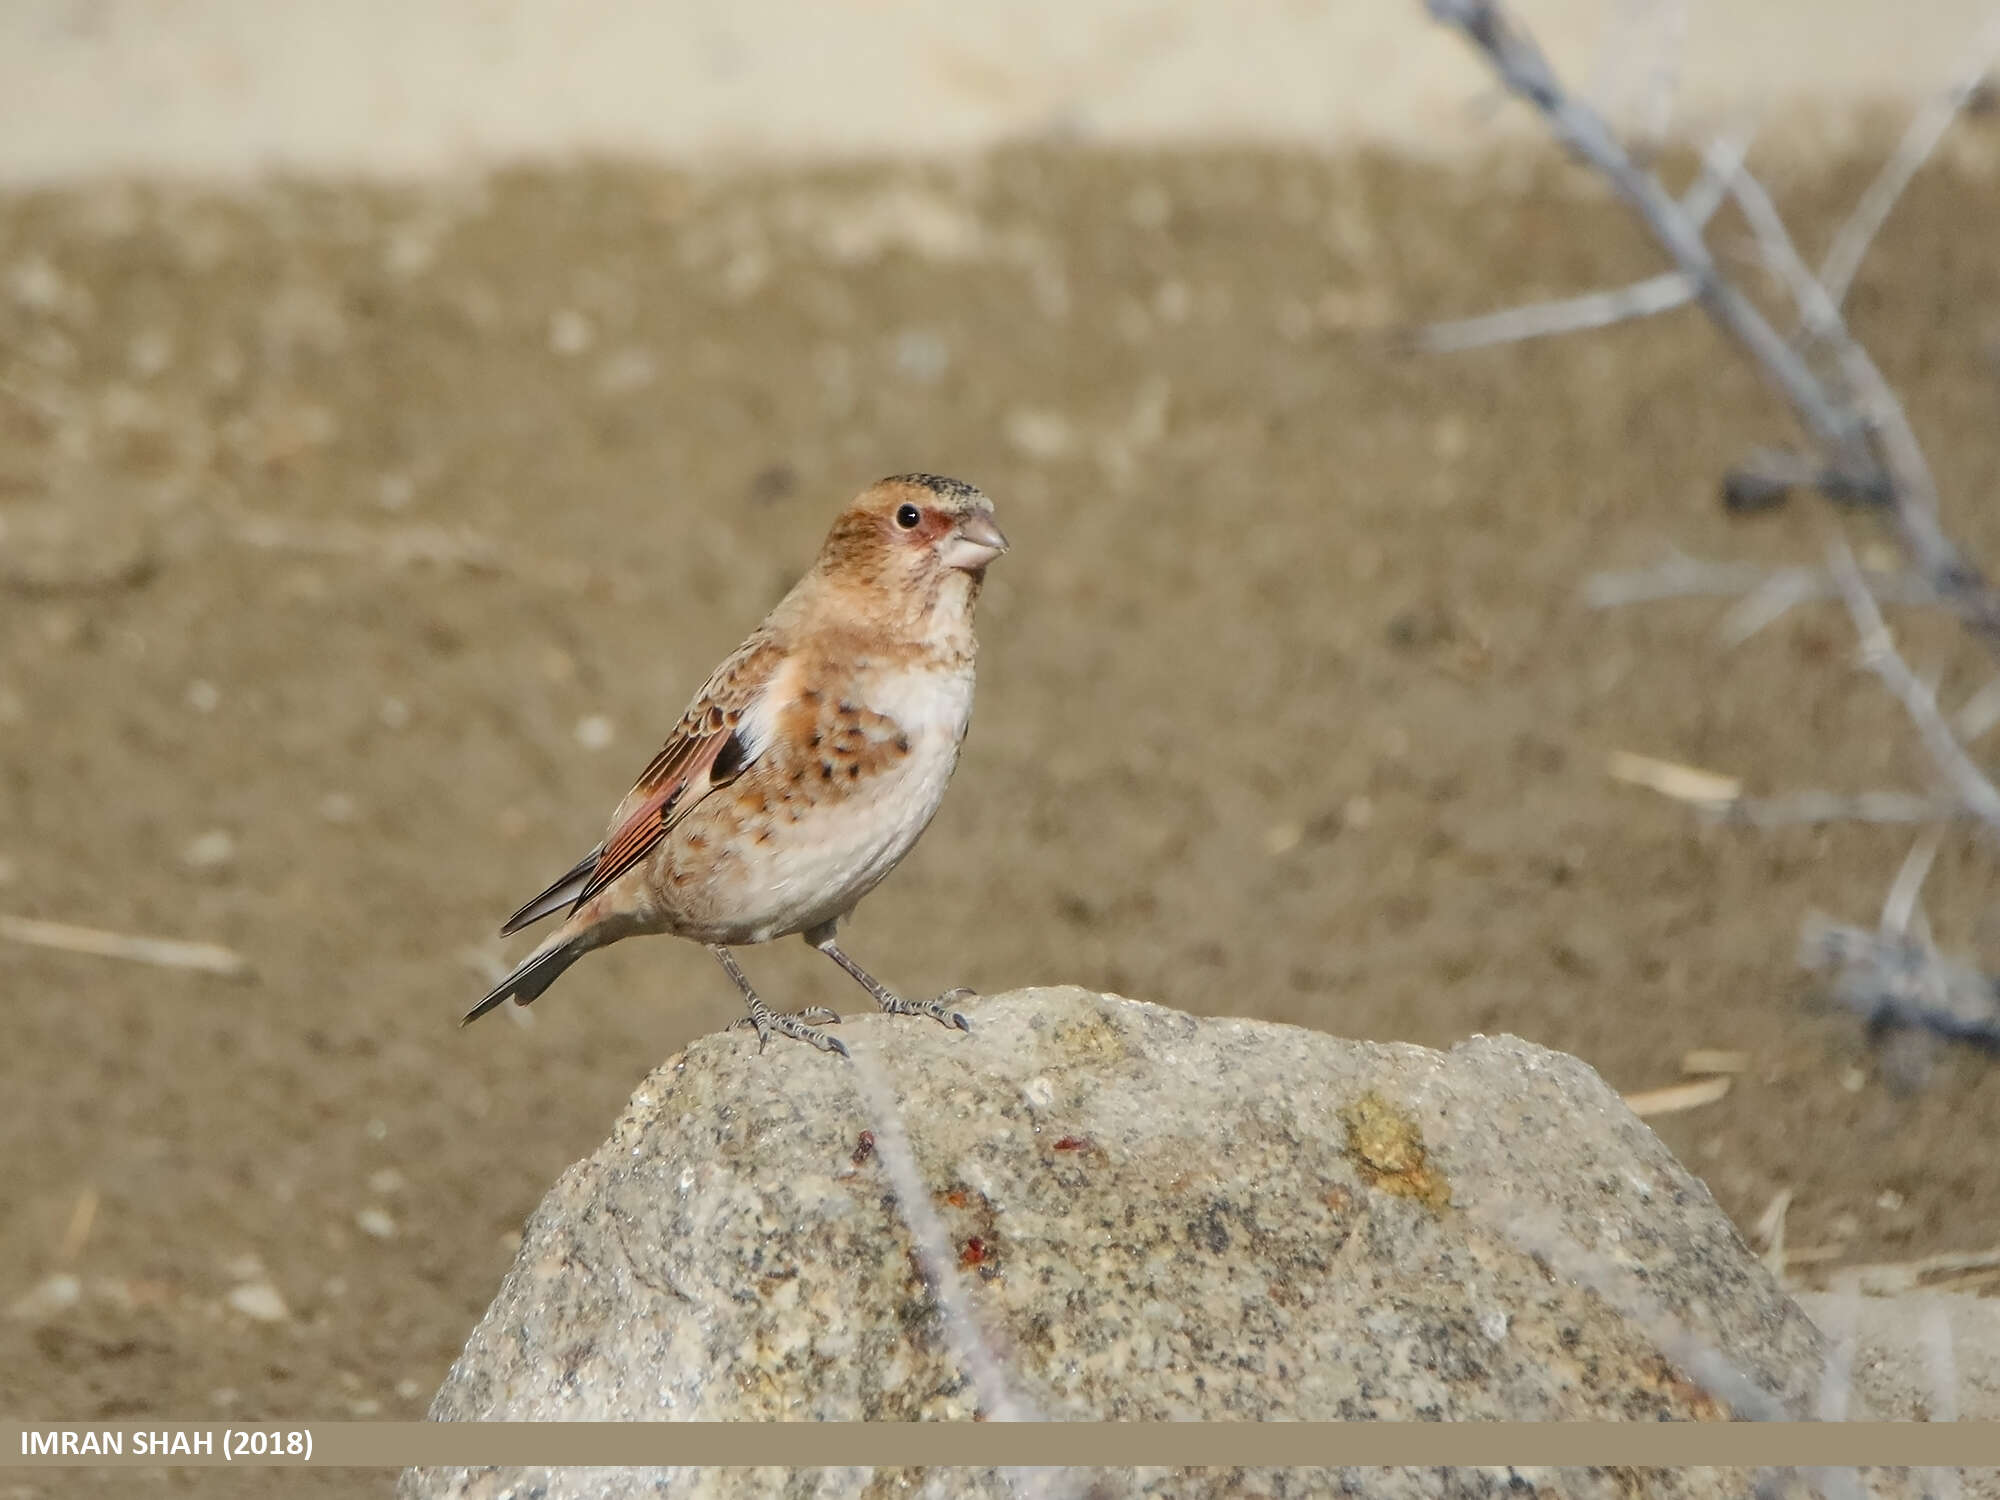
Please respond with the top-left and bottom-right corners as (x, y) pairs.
(815, 474), (1008, 613)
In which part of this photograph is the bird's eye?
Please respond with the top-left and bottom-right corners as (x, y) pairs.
(894, 503), (922, 529)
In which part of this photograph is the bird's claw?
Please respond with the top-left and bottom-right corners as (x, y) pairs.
(878, 986), (975, 1033)
(731, 1005), (847, 1057)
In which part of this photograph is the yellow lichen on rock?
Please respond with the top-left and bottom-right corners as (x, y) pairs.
(1342, 1090), (1450, 1211)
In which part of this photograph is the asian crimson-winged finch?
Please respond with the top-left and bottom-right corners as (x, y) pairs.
(463, 474), (1008, 1058)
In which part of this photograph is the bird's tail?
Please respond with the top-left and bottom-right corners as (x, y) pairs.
(462, 931), (590, 1027)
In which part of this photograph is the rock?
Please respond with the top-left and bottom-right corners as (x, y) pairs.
(1797, 1289), (2000, 1422)
(8, 1272), (81, 1323)
(406, 987), (1910, 1500)
(224, 1280), (289, 1323)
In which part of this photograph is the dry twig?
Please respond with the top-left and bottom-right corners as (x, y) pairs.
(844, 1045), (1042, 1424)
(1716, 791), (1950, 829)
(1585, 551), (1937, 648)
(1621, 1075), (1731, 1117)
(1414, 134), (1744, 353)
(1828, 540), (2000, 834)
(1819, 13), (2000, 309)
(1426, 0), (2000, 649)
(1425, 0), (1876, 472)
(0, 913), (250, 978)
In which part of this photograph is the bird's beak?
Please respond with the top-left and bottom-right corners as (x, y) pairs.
(941, 512), (1009, 573)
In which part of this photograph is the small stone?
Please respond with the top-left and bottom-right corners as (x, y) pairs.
(225, 1281), (289, 1323)
(1262, 822), (1303, 856)
(369, 1168), (407, 1196)
(396, 1379), (424, 1402)
(379, 698), (412, 730)
(182, 829), (236, 870)
(378, 472), (417, 511)
(1841, 1067), (1868, 1093)
(185, 680), (220, 713)
(1005, 409), (1073, 461)
(575, 715), (615, 750)
(366, 1119), (389, 1141)
(595, 348), (658, 395)
(8, 1273), (81, 1322)
(1875, 1189), (1905, 1213)
(719, 248), (770, 300)
(357, 1207), (398, 1240)
(548, 309), (594, 357)
(127, 328), (174, 378)
(9, 257), (74, 314)
(892, 329), (949, 385)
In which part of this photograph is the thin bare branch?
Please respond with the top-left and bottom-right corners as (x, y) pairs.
(1922, 1302), (1961, 1424)
(1424, 0), (1877, 467)
(1416, 270), (1693, 352)
(1415, 133), (1744, 353)
(1828, 540), (2000, 834)
(1879, 825), (1944, 938)
(1713, 790), (1952, 828)
(1584, 551), (1936, 619)
(1426, 0), (2000, 653)
(844, 1046), (1042, 1425)
(1812, 1281), (1860, 1423)
(1819, 11), (2000, 309)
(1956, 676), (2000, 741)
(1720, 159), (1947, 522)
(1493, 1216), (1791, 1418)
(1633, 0), (1690, 154)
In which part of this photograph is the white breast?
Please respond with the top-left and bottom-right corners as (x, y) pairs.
(861, 658), (976, 745)
(734, 660), (975, 942)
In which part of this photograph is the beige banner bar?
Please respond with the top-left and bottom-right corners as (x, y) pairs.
(1, 1422), (1991, 1468)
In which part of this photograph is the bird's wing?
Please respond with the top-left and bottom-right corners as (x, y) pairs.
(561, 637), (785, 912)
(499, 844), (604, 935)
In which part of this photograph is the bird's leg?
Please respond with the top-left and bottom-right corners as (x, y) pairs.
(804, 923), (973, 1033)
(709, 945), (848, 1058)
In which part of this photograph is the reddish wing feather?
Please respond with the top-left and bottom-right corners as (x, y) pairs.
(569, 726), (734, 909)
(561, 634), (780, 914)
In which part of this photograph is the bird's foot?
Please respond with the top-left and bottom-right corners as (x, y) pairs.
(731, 1003), (847, 1058)
(875, 986), (975, 1033)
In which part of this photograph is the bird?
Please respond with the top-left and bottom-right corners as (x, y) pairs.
(463, 473), (1009, 1059)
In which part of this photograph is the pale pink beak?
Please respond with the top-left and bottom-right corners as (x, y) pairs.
(942, 512), (1009, 573)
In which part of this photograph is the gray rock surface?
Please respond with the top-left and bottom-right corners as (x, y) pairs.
(1797, 1289), (2000, 1423)
(407, 987), (1924, 1500)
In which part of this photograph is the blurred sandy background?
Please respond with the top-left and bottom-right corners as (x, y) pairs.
(5, 4), (2000, 1495)
(2, 0), (1992, 179)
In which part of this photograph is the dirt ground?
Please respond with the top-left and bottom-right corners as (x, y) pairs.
(5, 128), (2000, 1489)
